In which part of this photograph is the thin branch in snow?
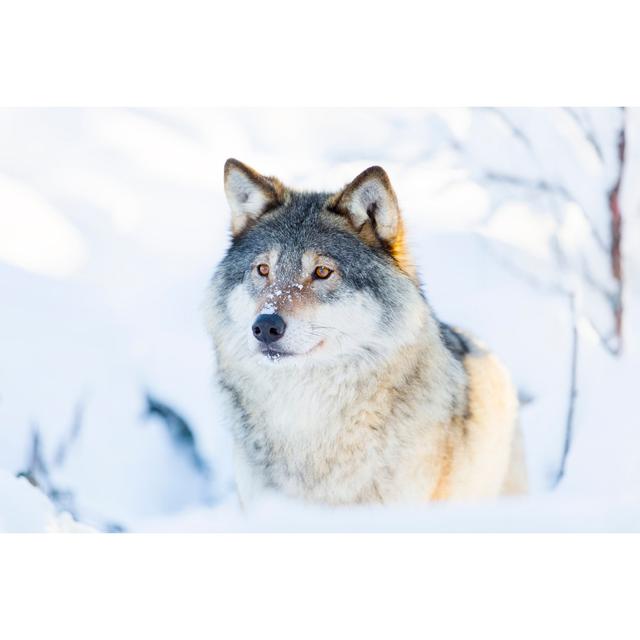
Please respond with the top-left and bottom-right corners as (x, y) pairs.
(481, 107), (533, 150)
(578, 258), (623, 355)
(484, 171), (571, 199)
(15, 409), (126, 532)
(563, 107), (605, 163)
(144, 393), (210, 477)
(483, 170), (610, 253)
(554, 293), (579, 488)
(585, 319), (618, 357)
(17, 425), (48, 489)
(476, 233), (567, 298)
(580, 255), (617, 306)
(53, 400), (85, 468)
(607, 107), (625, 355)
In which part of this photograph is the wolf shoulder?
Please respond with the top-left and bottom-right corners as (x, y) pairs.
(438, 322), (524, 499)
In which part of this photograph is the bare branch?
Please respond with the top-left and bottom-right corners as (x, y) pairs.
(484, 170), (571, 199)
(607, 107), (625, 355)
(481, 107), (533, 150)
(53, 400), (85, 468)
(145, 393), (210, 477)
(476, 234), (567, 297)
(483, 170), (610, 253)
(579, 255), (616, 306)
(554, 293), (579, 487)
(563, 107), (605, 163)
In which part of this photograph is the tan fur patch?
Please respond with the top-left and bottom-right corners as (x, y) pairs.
(256, 287), (307, 315)
(389, 217), (417, 281)
(432, 349), (520, 500)
(430, 436), (454, 500)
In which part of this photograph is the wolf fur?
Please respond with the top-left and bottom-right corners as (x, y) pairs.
(206, 159), (527, 506)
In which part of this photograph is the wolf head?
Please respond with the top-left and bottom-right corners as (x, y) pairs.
(208, 159), (429, 370)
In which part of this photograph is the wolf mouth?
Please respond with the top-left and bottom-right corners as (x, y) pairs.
(259, 346), (293, 360)
(259, 340), (325, 360)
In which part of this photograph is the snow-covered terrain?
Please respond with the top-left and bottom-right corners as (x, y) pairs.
(1, 108), (638, 532)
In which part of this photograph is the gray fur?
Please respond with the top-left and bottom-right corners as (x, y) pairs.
(216, 191), (407, 312)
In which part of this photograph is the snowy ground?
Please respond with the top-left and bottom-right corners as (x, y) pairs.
(1, 108), (638, 532)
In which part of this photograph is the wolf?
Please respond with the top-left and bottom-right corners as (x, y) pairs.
(206, 159), (527, 507)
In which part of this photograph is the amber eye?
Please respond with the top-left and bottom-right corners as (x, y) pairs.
(314, 265), (333, 280)
(257, 264), (270, 277)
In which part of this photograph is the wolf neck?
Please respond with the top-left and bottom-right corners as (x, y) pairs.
(222, 312), (466, 441)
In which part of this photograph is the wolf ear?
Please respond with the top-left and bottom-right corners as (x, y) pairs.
(331, 166), (414, 277)
(224, 158), (284, 235)
(331, 166), (401, 244)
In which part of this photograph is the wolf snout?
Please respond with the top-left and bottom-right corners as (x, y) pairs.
(252, 313), (286, 344)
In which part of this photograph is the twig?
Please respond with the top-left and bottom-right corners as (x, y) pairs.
(563, 107), (605, 162)
(481, 107), (533, 150)
(476, 233), (567, 298)
(53, 400), (85, 468)
(483, 171), (609, 253)
(554, 293), (579, 487)
(607, 107), (625, 355)
(145, 393), (210, 477)
(484, 171), (571, 199)
(17, 426), (48, 489)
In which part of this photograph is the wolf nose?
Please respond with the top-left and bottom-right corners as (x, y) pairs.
(252, 314), (286, 344)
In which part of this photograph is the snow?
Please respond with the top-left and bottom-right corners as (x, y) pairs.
(0, 470), (93, 532)
(0, 108), (638, 532)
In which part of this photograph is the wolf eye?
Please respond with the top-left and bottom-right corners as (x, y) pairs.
(257, 264), (270, 277)
(313, 266), (333, 280)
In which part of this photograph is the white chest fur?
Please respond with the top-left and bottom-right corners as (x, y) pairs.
(218, 338), (464, 506)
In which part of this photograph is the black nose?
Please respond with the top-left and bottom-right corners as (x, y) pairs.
(252, 314), (286, 344)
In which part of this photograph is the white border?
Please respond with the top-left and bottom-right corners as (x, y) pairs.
(0, 534), (638, 639)
(0, 0), (639, 106)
